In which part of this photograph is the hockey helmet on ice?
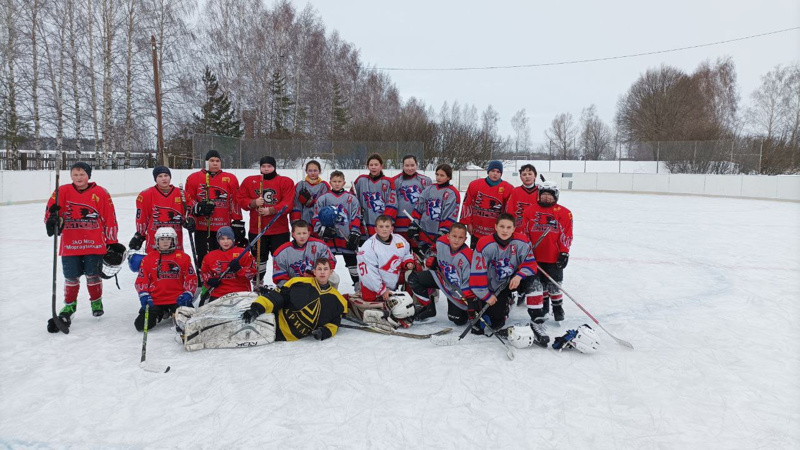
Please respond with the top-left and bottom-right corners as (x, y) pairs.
(506, 324), (535, 349)
(568, 324), (600, 353)
(538, 181), (559, 205)
(386, 291), (415, 319)
(318, 205), (338, 228)
(154, 227), (178, 254)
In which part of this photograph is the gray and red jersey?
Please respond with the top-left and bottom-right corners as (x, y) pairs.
(391, 172), (432, 232)
(272, 237), (336, 287)
(311, 190), (362, 255)
(430, 234), (474, 310)
(291, 179), (330, 224)
(467, 233), (537, 301)
(350, 173), (397, 235)
(411, 183), (461, 246)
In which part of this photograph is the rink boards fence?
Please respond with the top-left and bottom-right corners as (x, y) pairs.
(1, 169), (798, 205)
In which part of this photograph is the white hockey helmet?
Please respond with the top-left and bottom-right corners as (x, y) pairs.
(506, 324), (535, 349)
(538, 181), (560, 205)
(569, 324), (600, 353)
(154, 227), (178, 253)
(386, 291), (415, 319)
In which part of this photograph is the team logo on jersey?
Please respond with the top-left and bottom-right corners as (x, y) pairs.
(261, 188), (277, 205)
(513, 202), (531, 222)
(491, 257), (514, 280)
(530, 212), (558, 233)
(362, 192), (385, 214)
(333, 205), (347, 225)
(441, 262), (460, 287)
(289, 258), (314, 277)
(427, 199), (442, 221)
(215, 260), (237, 279)
(157, 261), (181, 279)
(473, 192), (503, 218)
(63, 201), (101, 230)
(380, 254), (403, 274)
(398, 185), (421, 205)
(152, 206), (183, 227)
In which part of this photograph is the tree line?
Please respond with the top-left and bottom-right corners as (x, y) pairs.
(1, 0), (798, 173)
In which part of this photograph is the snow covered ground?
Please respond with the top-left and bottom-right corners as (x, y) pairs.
(1, 191), (798, 449)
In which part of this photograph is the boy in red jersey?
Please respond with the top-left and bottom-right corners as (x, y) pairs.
(505, 164), (539, 228)
(134, 227), (198, 331)
(128, 166), (185, 254)
(200, 226), (257, 303)
(45, 162), (121, 332)
(184, 150), (243, 265)
(460, 160), (513, 249)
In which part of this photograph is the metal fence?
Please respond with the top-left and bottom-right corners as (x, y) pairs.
(0, 150), (155, 170)
(188, 134), (427, 170)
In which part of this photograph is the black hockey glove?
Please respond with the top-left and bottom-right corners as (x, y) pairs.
(231, 220), (247, 246)
(298, 187), (314, 207)
(311, 328), (324, 341)
(556, 252), (569, 269)
(128, 232), (145, 250)
(241, 303), (266, 324)
(183, 216), (196, 232)
(193, 200), (215, 217)
(206, 277), (221, 288)
(346, 231), (361, 252)
(46, 205), (64, 237)
(321, 226), (337, 240)
(407, 223), (421, 241)
(227, 258), (242, 273)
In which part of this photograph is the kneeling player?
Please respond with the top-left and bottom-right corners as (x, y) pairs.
(134, 227), (198, 331)
(240, 258), (347, 341)
(200, 226), (257, 303)
(351, 215), (415, 322)
(272, 220), (336, 287)
(468, 213), (548, 346)
(408, 223), (473, 324)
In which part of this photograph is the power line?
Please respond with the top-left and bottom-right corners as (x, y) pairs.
(372, 26), (800, 72)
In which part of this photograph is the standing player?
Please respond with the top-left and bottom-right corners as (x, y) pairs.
(134, 227), (198, 331)
(392, 154), (431, 244)
(350, 153), (397, 237)
(352, 215), (415, 322)
(236, 156), (294, 283)
(408, 163), (460, 251)
(291, 160), (330, 228)
(407, 223), (473, 323)
(128, 166), (185, 254)
(45, 162), (121, 331)
(272, 220), (336, 287)
(467, 213), (548, 346)
(200, 226), (257, 303)
(505, 164), (539, 228)
(522, 181), (573, 322)
(312, 171), (362, 292)
(460, 160), (513, 249)
(184, 150), (243, 265)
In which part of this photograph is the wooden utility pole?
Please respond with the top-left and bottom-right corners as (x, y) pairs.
(151, 35), (164, 165)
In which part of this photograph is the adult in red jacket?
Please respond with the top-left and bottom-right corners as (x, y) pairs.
(460, 160), (513, 249)
(184, 150), (243, 266)
(200, 226), (257, 303)
(522, 181), (573, 322)
(134, 227), (198, 331)
(45, 162), (121, 331)
(505, 164), (539, 228)
(236, 156), (294, 283)
(128, 166), (185, 254)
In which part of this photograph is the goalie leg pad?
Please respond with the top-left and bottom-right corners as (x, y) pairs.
(178, 292), (276, 351)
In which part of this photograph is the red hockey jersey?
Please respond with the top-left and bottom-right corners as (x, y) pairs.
(200, 246), (257, 298)
(505, 185), (539, 228)
(135, 185), (185, 253)
(459, 178), (513, 239)
(184, 169), (242, 232)
(236, 174), (295, 236)
(522, 203), (573, 264)
(135, 250), (198, 305)
(45, 183), (119, 256)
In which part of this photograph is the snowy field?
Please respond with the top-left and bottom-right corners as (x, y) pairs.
(1, 191), (798, 449)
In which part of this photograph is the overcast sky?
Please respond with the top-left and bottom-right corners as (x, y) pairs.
(290, 0), (799, 142)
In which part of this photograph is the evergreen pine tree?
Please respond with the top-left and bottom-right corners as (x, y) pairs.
(331, 80), (350, 138)
(268, 70), (294, 138)
(194, 66), (243, 138)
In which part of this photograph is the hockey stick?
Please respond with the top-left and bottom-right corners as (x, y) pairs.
(342, 316), (452, 339)
(516, 227), (551, 307)
(48, 158), (69, 334)
(478, 316), (515, 360)
(198, 205), (288, 303)
(140, 304), (171, 373)
(538, 268), (634, 350)
(178, 184), (200, 271)
(255, 183), (264, 287)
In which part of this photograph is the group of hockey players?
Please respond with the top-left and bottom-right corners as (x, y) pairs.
(45, 151), (600, 353)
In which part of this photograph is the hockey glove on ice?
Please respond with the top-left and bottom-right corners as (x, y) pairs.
(129, 232), (145, 251)
(556, 252), (569, 269)
(183, 216), (196, 232)
(231, 220), (247, 246)
(241, 303), (266, 324)
(139, 293), (154, 308)
(177, 293), (193, 307)
(346, 231), (361, 252)
(552, 329), (578, 350)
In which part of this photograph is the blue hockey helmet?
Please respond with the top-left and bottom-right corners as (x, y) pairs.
(318, 205), (338, 228)
(128, 251), (145, 273)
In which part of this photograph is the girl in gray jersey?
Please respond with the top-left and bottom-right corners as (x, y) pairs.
(350, 153), (397, 236)
(392, 154), (431, 239)
(408, 164), (460, 251)
(291, 160), (330, 227)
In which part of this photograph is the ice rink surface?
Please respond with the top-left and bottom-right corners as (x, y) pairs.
(1, 191), (798, 449)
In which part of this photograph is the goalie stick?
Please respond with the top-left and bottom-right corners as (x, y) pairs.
(140, 304), (171, 373)
(340, 321), (452, 340)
